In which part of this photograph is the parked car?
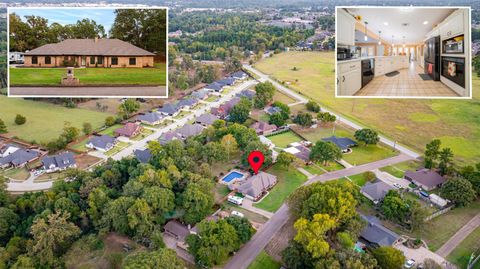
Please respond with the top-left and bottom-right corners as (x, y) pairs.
(404, 259), (415, 268)
(231, 211), (244, 218)
(393, 183), (402, 189)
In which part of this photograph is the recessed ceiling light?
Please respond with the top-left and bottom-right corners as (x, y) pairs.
(384, 22), (389, 26)
(423, 21), (429, 25)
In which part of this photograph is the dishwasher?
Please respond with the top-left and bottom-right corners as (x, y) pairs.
(361, 59), (375, 87)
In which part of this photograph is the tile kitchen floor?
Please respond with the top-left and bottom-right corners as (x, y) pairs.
(355, 62), (459, 97)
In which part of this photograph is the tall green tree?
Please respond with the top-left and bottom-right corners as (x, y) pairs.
(354, 129), (379, 145)
(118, 99), (140, 119)
(438, 147), (454, 176)
(293, 113), (313, 127)
(181, 181), (214, 224)
(372, 246), (405, 269)
(440, 178), (476, 206)
(424, 139), (441, 169)
(0, 119), (7, 134)
(220, 134), (238, 161)
(30, 211), (81, 267)
(253, 82), (276, 108)
(294, 213), (336, 258)
(277, 151), (296, 169)
(229, 98), (252, 124)
(123, 248), (184, 269)
(309, 141), (342, 165)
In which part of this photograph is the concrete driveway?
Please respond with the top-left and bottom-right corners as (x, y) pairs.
(374, 169), (411, 188)
(395, 243), (450, 268)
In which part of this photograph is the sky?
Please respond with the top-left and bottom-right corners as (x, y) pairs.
(10, 8), (116, 34)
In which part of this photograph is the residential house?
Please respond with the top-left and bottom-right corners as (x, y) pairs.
(176, 124), (205, 139)
(236, 89), (256, 100)
(217, 77), (236, 86)
(322, 136), (357, 153)
(231, 71), (248, 80)
(195, 113), (220, 126)
(211, 97), (241, 119)
(230, 172), (278, 201)
(136, 112), (165, 126)
(134, 149), (152, 164)
(41, 151), (76, 173)
(0, 149), (41, 168)
(283, 142), (311, 162)
(191, 89), (210, 100)
(265, 106), (283, 115)
(158, 131), (183, 145)
(163, 220), (193, 250)
(205, 82), (225, 92)
(158, 103), (180, 116)
(115, 122), (142, 138)
(360, 215), (401, 248)
(404, 168), (446, 191)
(250, 121), (277, 135)
(86, 135), (117, 152)
(0, 144), (20, 158)
(360, 181), (395, 204)
(177, 97), (199, 110)
(24, 38), (155, 68)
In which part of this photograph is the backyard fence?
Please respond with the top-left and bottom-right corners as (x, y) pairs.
(264, 126), (292, 137)
(424, 204), (455, 222)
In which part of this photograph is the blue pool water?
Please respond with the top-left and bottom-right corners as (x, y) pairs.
(222, 171), (244, 183)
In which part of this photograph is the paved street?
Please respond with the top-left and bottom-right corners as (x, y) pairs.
(9, 85), (167, 97)
(224, 154), (413, 269)
(436, 212), (480, 257)
(243, 65), (421, 159)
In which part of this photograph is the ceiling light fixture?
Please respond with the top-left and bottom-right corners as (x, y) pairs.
(364, 21), (368, 41)
(391, 35), (394, 47)
(423, 21), (429, 25)
(384, 22), (389, 26)
(403, 36), (406, 48)
(378, 31), (382, 45)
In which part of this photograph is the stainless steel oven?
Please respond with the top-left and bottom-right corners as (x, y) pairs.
(441, 57), (465, 88)
(442, 35), (464, 54)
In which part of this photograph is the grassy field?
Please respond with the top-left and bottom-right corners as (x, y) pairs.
(0, 96), (111, 143)
(273, 90), (296, 104)
(342, 144), (398, 165)
(248, 251), (281, 269)
(347, 172), (374, 187)
(0, 167), (30, 181)
(266, 130), (304, 148)
(447, 226), (480, 269)
(294, 124), (353, 144)
(255, 51), (480, 165)
(303, 161), (344, 175)
(9, 66), (166, 86)
(254, 164), (307, 212)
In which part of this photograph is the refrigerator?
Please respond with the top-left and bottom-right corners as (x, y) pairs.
(424, 36), (440, 81)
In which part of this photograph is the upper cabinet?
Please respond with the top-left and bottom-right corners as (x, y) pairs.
(440, 10), (465, 39)
(337, 9), (356, 46)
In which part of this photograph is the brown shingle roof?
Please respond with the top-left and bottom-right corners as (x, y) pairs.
(24, 39), (155, 56)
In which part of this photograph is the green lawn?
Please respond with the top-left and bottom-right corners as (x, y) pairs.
(254, 164), (307, 212)
(342, 144), (398, 166)
(447, 226), (480, 269)
(248, 251), (281, 269)
(295, 124), (353, 144)
(205, 95), (219, 102)
(385, 200), (480, 252)
(0, 96), (111, 143)
(303, 161), (344, 175)
(173, 110), (191, 119)
(105, 142), (130, 157)
(273, 90), (296, 105)
(266, 130), (304, 148)
(129, 128), (154, 141)
(346, 172), (373, 187)
(0, 167), (30, 181)
(10, 66), (166, 86)
(380, 160), (421, 178)
(255, 51), (480, 165)
(99, 124), (122, 136)
(70, 137), (90, 152)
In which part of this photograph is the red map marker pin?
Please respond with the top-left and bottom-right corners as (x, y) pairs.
(248, 151), (264, 174)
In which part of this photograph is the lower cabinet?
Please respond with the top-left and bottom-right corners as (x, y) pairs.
(338, 67), (361, 96)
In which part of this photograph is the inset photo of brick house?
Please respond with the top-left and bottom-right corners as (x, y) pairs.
(8, 7), (168, 97)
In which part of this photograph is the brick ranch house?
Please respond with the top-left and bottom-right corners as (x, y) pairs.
(23, 38), (155, 68)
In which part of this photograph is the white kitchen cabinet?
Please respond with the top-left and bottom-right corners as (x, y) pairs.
(338, 61), (361, 96)
(374, 56), (408, 77)
(337, 9), (355, 46)
(441, 10), (464, 39)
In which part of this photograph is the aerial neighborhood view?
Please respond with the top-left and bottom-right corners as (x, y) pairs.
(0, 0), (480, 269)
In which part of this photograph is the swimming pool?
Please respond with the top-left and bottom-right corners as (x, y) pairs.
(222, 171), (245, 183)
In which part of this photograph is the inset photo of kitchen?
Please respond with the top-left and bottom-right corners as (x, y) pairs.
(336, 6), (471, 98)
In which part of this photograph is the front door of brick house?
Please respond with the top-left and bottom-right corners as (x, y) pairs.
(81, 56), (86, 66)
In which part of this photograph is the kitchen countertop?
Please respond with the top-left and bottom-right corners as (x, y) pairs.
(338, 55), (407, 64)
